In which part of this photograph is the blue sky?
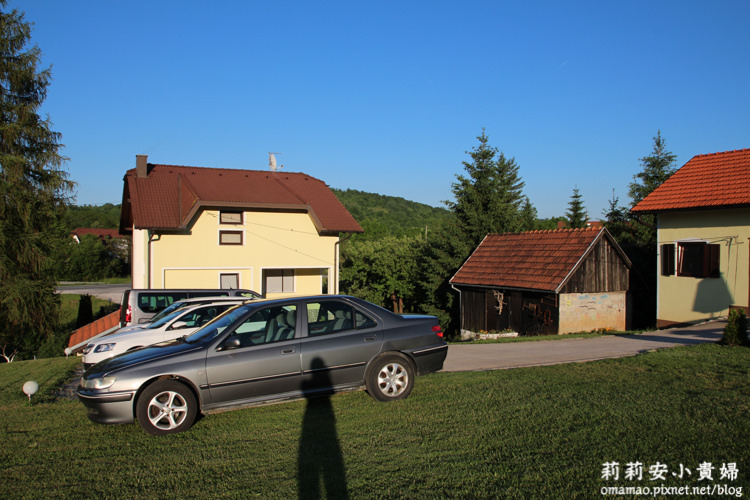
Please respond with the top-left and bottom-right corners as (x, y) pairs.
(13, 0), (750, 219)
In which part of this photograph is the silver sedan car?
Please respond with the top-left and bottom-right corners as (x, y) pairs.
(78, 295), (448, 435)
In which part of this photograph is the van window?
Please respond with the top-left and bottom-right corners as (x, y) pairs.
(137, 292), (188, 313)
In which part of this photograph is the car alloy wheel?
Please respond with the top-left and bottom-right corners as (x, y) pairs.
(136, 380), (197, 435)
(366, 354), (414, 402)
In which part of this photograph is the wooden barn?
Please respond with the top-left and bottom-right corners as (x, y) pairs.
(450, 227), (631, 337)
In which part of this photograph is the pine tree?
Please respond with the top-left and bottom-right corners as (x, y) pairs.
(417, 130), (530, 337)
(565, 187), (588, 229)
(628, 130), (677, 247)
(446, 129), (527, 245)
(628, 130), (677, 205)
(0, 2), (74, 358)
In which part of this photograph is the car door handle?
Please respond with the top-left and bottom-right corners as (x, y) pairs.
(363, 335), (377, 343)
(281, 347), (296, 355)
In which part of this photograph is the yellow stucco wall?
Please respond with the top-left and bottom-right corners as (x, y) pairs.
(132, 210), (338, 297)
(657, 208), (750, 326)
(558, 292), (627, 334)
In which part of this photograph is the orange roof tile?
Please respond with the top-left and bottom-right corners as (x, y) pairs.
(632, 148), (750, 213)
(121, 164), (363, 235)
(67, 309), (121, 352)
(71, 228), (123, 240)
(450, 227), (626, 292)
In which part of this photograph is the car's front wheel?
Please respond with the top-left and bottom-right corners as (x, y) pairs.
(366, 354), (414, 402)
(136, 380), (197, 435)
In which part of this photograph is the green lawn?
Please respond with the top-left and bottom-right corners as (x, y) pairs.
(1, 345), (748, 499)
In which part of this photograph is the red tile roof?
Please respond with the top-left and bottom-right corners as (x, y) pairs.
(632, 148), (750, 213)
(71, 228), (122, 240)
(121, 164), (363, 234)
(450, 227), (626, 292)
(67, 309), (121, 352)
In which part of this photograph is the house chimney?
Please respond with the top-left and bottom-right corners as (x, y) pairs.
(136, 155), (148, 178)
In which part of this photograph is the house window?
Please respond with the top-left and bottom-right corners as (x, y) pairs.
(219, 230), (243, 245)
(661, 244), (675, 276)
(677, 242), (720, 278)
(220, 211), (243, 225)
(264, 269), (294, 294)
(220, 273), (239, 289)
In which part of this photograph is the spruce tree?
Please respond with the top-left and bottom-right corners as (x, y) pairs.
(628, 130), (677, 247)
(417, 130), (530, 337)
(446, 129), (527, 245)
(0, 2), (74, 358)
(565, 187), (588, 229)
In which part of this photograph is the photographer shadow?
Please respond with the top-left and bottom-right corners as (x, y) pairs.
(297, 357), (349, 500)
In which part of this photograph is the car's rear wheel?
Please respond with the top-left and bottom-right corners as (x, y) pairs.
(136, 380), (197, 435)
(366, 354), (414, 402)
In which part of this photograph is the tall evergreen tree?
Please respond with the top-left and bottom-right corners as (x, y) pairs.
(603, 132), (677, 329)
(628, 130), (677, 247)
(519, 196), (537, 231)
(446, 129), (526, 246)
(0, 2), (74, 358)
(417, 130), (530, 337)
(628, 130), (677, 205)
(565, 187), (588, 229)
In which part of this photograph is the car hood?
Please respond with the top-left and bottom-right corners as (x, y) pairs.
(84, 338), (203, 377)
(90, 327), (162, 344)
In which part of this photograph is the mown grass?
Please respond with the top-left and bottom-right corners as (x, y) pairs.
(57, 294), (117, 329)
(1, 345), (748, 499)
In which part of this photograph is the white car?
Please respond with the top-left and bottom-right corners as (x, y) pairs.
(82, 302), (242, 367)
(110, 296), (256, 336)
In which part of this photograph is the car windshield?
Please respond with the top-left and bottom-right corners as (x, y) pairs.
(184, 305), (248, 343)
(145, 308), (190, 330)
(147, 300), (191, 323)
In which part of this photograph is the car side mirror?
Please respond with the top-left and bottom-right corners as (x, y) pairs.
(218, 337), (241, 351)
(170, 321), (189, 330)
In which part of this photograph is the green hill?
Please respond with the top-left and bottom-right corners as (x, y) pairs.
(63, 191), (451, 240)
(332, 188), (450, 239)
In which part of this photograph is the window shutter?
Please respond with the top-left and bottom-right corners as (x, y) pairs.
(703, 244), (720, 278)
(661, 244), (675, 276)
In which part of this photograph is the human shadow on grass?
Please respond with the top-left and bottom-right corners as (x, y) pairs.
(297, 357), (348, 500)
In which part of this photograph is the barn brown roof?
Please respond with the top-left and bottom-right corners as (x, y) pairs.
(450, 227), (629, 292)
(120, 163), (363, 235)
(71, 228), (123, 240)
(631, 148), (750, 213)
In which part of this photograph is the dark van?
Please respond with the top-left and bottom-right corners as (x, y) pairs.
(119, 288), (261, 327)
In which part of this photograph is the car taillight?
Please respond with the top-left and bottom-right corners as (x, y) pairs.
(432, 325), (444, 338)
(125, 305), (132, 323)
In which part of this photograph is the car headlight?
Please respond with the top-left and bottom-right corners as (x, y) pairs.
(93, 343), (116, 353)
(80, 376), (117, 390)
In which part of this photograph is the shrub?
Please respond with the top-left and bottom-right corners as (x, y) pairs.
(723, 308), (748, 346)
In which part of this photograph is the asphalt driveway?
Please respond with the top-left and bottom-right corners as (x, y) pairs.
(441, 320), (726, 372)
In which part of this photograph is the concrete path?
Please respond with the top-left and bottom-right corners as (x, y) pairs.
(441, 320), (726, 372)
(57, 282), (130, 303)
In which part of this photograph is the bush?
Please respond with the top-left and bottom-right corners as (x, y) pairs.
(723, 308), (748, 346)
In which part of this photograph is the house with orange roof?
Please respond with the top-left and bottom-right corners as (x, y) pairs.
(449, 227), (631, 336)
(119, 155), (363, 297)
(632, 148), (750, 328)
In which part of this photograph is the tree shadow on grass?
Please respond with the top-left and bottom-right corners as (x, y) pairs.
(297, 357), (349, 500)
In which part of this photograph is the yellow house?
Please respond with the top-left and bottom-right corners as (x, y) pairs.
(632, 148), (750, 327)
(119, 155), (363, 297)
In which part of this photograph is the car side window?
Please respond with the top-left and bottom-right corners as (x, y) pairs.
(306, 301), (376, 337)
(224, 306), (297, 348)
